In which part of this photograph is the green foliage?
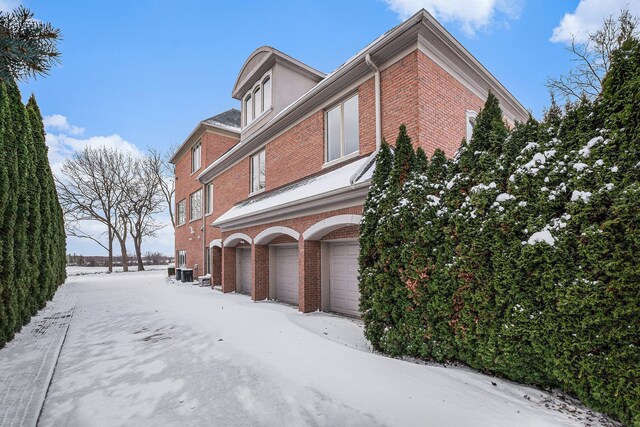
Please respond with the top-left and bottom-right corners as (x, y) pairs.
(0, 82), (66, 348)
(359, 45), (640, 424)
(0, 6), (61, 82)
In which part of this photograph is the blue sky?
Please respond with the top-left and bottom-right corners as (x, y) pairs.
(7, 0), (637, 256)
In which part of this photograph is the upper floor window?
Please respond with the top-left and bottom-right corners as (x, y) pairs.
(177, 199), (186, 225)
(250, 149), (266, 194)
(326, 93), (359, 163)
(244, 94), (253, 126)
(466, 110), (478, 142)
(243, 71), (272, 128)
(205, 183), (213, 215)
(191, 141), (201, 173)
(190, 189), (202, 221)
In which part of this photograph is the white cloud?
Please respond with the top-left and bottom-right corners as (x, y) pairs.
(43, 114), (85, 136)
(46, 133), (142, 176)
(384, 0), (523, 36)
(551, 0), (640, 44)
(0, 0), (20, 12)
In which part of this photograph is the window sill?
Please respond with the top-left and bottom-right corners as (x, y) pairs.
(322, 151), (359, 169)
(189, 217), (202, 224)
(190, 167), (201, 177)
(248, 187), (266, 197)
(242, 107), (273, 132)
(176, 222), (186, 228)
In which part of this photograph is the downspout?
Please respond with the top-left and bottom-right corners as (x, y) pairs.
(365, 53), (381, 149)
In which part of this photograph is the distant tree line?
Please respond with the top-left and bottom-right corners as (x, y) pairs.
(360, 37), (640, 425)
(67, 252), (172, 267)
(0, 7), (65, 348)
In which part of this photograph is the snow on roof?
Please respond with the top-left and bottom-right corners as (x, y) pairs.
(213, 156), (374, 226)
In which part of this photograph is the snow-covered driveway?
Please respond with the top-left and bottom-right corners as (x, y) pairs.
(1, 270), (615, 426)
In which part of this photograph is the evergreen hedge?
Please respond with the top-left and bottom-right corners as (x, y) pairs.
(0, 80), (66, 348)
(359, 39), (640, 425)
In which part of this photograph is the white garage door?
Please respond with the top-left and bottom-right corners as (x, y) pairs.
(329, 242), (360, 317)
(237, 248), (251, 295)
(274, 246), (298, 306)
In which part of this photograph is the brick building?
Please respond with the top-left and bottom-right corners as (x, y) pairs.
(170, 10), (528, 317)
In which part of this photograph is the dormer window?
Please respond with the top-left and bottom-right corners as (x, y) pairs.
(244, 94), (253, 126)
(262, 76), (271, 110)
(243, 70), (272, 128)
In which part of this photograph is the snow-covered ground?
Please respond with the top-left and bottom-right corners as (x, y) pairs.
(1, 270), (618, 426)
(66, 264), (170, 276)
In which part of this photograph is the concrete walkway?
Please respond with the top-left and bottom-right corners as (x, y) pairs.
(0, 285), (76, 427)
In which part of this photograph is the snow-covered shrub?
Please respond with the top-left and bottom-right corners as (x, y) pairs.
(359, 40), (640, 425)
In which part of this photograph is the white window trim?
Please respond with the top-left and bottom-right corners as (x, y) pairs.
(322, 150), (360, 169)
(189, 189), (203, 222)
(191, 141), (201, 174)
(205, 183), (213, 215)
(242, 70), (272, 129)
(249, 149), (266, 195)
(324, 92), (360, 164)
(466, 110), (478, 142)
(177, 199), (186, 226)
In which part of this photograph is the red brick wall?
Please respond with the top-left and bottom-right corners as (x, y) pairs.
(299, 240), (321, 313)
(222, 247), (236, 292)
(417, 51), (485, 157)
(220, 205), (363, 243)
(253, 245), (269, 300)
(266, 111), (326, 189)
(174, 129), (238, 271)
(380, 51), (421, 148)
(322, 225), (359, 240)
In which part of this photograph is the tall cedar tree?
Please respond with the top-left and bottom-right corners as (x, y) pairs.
(359, 140), (392, 346)
(372, 125), (415, 355)
(0, 86), (66, 348)
(0, 81), (20, 343)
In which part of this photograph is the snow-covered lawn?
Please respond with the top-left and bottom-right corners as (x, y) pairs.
(66, 264), (170, 276)
(2, 270), (617, 426)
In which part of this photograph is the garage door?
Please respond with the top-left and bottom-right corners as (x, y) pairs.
(237, 248), (251, 295)
(329, 242), (360, 317)
(274, 246), (298, 306)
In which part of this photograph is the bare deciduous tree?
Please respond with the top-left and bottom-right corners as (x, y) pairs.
(122, 155), (165, 271)
(547, 9), (638, 102)
(56, 147), (134, 272)
(147, 146), (176, 228)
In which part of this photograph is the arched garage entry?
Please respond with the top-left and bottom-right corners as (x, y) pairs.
(254, 226), (300, 306)
(221, 233), (252, 295)
(302, 215), (362, 317)
(208, 239), (222, 286)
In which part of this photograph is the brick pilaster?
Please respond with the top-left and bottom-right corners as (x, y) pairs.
(211, 246), (222, 287)
(299, 240), (321, 313)
(222, 247), (236, 293)
(253, 245), (269, 301)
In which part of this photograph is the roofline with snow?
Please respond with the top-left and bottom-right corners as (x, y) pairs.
(169, 120), (240, 165)
(198, 9), (529, 182)
(211, 181), (370, 231)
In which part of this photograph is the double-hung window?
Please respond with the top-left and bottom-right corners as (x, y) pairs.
(326, 93), (359, 163)
(190, 189), (202, 221)
(250, 150), (266, 194)
(177, 250), (186, 268)
(177, 200), (186, 225)
(191, 141), (201, 173)
(205, 183), (213, 215)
